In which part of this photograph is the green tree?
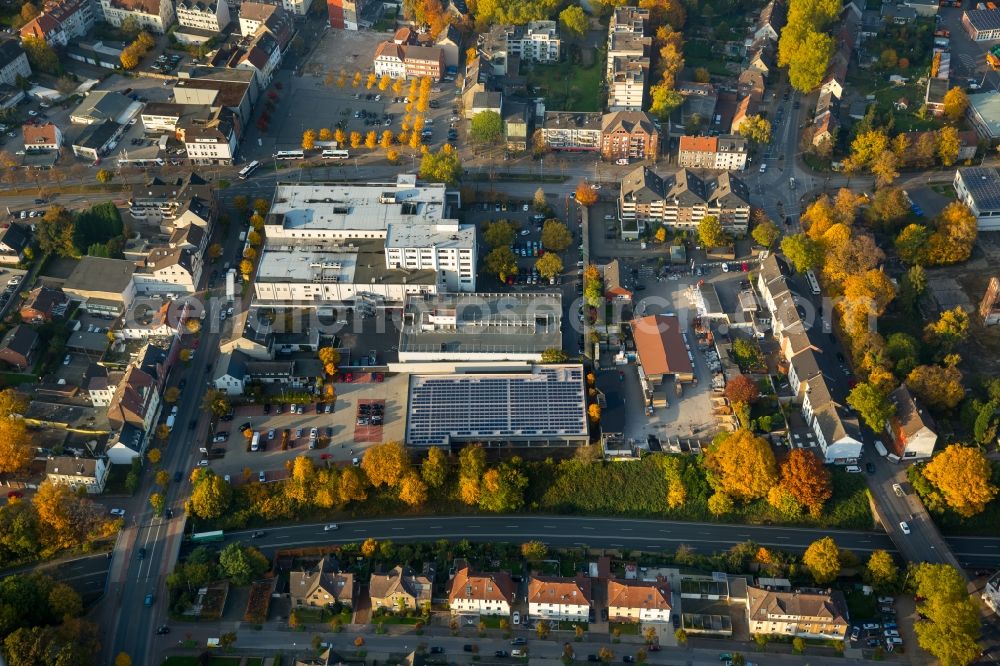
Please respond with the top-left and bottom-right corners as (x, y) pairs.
(484, 219), (516, 248)
(541, 219), (573, 251)
(697, 215), (726, 248)
(521, 540), (547, 559)
(35, 206), (77, 257)
(895, 223), (930, 265)
(558, 6), (588, 38)
(913, 563), (980, 666)
(847, 382), (895, 432)
(802, 536), (841, 584)
(751, 219), (780, 249)
(419, 145), (462, 185)
(535, 252), (563, 282)
(478, 461), (528, 512)
(780, 233), (824, 271)
(469, 110), (503, 144)
(737, 114), (772, 144)
(420, 447), (449, 489)
(731, 339), (764, 370)
(96, 169), (113, 184)
(218, 542), (269, 585)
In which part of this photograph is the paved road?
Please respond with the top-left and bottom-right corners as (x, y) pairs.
(181, 515), (1000, 566)
(159, 629), (869, 666)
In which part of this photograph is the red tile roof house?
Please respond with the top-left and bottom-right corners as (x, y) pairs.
(23, 123), (63, 152)
(448, 564), (516, 616)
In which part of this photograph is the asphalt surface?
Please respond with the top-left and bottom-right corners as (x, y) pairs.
(184, 515), (1000, 567)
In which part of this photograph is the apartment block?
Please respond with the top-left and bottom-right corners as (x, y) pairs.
(20, 0), (96, 47)
(176, 0), (230, 31)
(540, 111), (603, 151)
(677, 135), (748, 171)
(99, 0), (176, 34)
(619, 166), (751, 234)
(601, 111), (659, 160)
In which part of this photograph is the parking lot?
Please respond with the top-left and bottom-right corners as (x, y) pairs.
(246, 30), (463, 159)
(205, 372), (409, 482)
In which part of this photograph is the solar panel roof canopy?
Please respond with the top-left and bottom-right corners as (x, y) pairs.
(405, 365), (590, 447)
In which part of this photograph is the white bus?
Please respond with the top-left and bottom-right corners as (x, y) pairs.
(273, 150), (305, 160)
(321, 149), (349, 159)
(805, 269), (821, 295)
(116, 158), (164, 168)
(238, 160), (260, 179)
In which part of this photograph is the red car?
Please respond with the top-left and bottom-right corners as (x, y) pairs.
(374, 373), (384, 383)
(6, 490), (23, 499)
(345, 372), (354, 383)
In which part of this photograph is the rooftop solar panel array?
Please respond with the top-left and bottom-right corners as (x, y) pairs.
(406, 366), (588, 446)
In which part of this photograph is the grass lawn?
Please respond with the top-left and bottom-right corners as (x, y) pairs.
(610, 622), (641, 635)
(524, 56), (605, 112)
(558, 621), (588, 631)
(374, 614), (426, 625)
(0, 372), (37, 387)
(482, 615), (506, 628)
(845, 589), (878, 621)
(930, 183), (957, 199)
(246, 659), (264, 666)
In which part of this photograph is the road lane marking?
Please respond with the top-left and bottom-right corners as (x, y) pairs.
(582, 527), (594, 530)
(429, 526), (442, 530)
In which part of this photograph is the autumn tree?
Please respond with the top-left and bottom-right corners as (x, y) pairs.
(724, 375), (760, 405)
(923, 306), (969, 356)
(541, 220), (573, 252)
(923, 444), (998, 517)
(865, 550), (898, 591)
(927, 202), (977, 265)
(338, 467), (367, 503)
(803, 536), (841, 584)
(360, 441), (409, 488)
(0, 416), (33, 474)
(479, 461), (528, 512)
(906, 365), (964, 411)
(483, 219), (516, 248)
(942, 86), (970, 122)
(936, 125), (961, 167)
(704, 429), (778, 502)
(484, 247), (518, 281)
(521, 540), (547, 559)
(419, 144), (462, 185)
(302, 129), (317, 150)
(780, 449), (833, 517)
(535, 253), (563, 282)
(751, 218), (780, 249)
(697, 215), (726, 248)
(737, 114), (772, 144)
(365, 131), (378, 150)
(187, 471), (233, 520)
(913, 563), (981, 666)
(361, 537), (378, 558)
(780, 233), (823, 271)
(575, 182), (598, 207)
(115, 653), (133, 666)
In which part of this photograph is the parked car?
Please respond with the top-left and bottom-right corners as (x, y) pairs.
(899, 521), (911, 535)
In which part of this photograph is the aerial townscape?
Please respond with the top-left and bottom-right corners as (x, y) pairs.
(1, 0), (1000, 663)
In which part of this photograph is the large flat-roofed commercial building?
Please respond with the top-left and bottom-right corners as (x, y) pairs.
(265, 175), (476, 292)
(398, 292), (562, 362)
(253, 240), (438, 303)
(405, 365), (589, 447)
(954, 166), (1000, 230)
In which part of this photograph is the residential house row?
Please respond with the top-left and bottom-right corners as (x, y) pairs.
(756, 255), (937, 463)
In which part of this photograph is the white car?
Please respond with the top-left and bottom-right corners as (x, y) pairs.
(28, 110), (37, 117)
(512, 611), (520, 625)
(520, 229), (530, 236)
(324, 523), (339, 531)
(258, 471), (266, 482)
(892, 483), (903, 497)
(759, 163), (767, 173)
(62, 354), (71, 365)
(198, 459), (209, 467)
(522, 203), (529, 212)
(722, 263), (730, 273)
(615, 158), (629, 165)
(110, 508), (126, 517)
(899, 521), (911, 535)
